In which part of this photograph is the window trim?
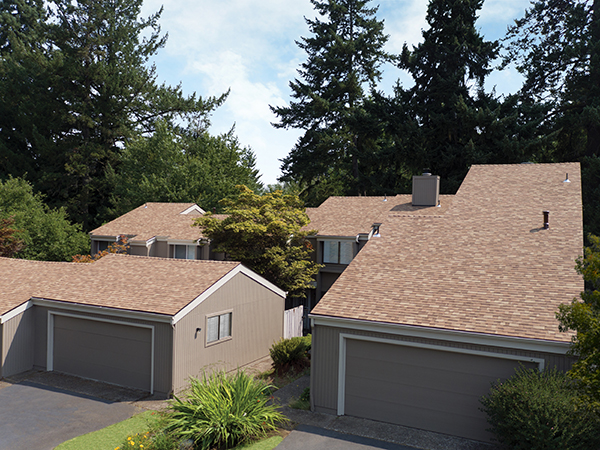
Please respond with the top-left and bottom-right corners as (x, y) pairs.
(322, 239), (354, 265)
(205, 310), (233, 346)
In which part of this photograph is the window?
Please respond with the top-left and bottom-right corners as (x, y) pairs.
(206, 312), (232, 344)
(173, 244), (196, 260)
(323, 240), (353, 264)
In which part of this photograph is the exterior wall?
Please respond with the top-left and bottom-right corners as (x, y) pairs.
(1, 307), (35, 377)
(172, 272), (284, 393)
(311, 323), (575, 415)
(150, 241), (169, 258)
(32, 306), (173, 395)
(129, 244), (148, 257)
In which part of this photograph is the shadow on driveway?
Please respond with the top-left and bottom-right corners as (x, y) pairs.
(275, 425), (420, 450)
(0, 379), (139, 450)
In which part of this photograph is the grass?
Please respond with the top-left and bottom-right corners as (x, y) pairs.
(55, 410), (158, 450)
(55, 410), (283, 450)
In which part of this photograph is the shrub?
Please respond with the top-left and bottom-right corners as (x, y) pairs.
(270, 335), (311, 375)
(165, 370), (286, 450)
(480, 366), (600, 450)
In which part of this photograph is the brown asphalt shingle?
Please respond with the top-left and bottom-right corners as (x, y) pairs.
(91, 202), (204, 241)
(311, 163), (583, 342)
(0, 254), (240, 317)
(306, 195), (453, 236)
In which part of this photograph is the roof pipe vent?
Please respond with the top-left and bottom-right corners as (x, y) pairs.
(564, 173), (570, 183)
(543, 210), (550, 229)
(412, 170), (440, 206)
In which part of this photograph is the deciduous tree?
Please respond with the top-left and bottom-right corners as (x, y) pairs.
(557, 234), (600, 409)
(0, 216), (24, 257)
(195, 186), (321, 298)
(0, 177), (89, 261)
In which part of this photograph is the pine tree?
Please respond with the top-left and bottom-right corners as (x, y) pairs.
(398, 0), (500, 193)
(0, 0), (220, 229)
(271, 0), (393, 205)
(503, 0), (600, 235)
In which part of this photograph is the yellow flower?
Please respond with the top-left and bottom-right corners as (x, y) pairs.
(127, 437), (132, 441)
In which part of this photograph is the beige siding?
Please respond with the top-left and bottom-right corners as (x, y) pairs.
(312, 323), (575, 416)
(32, 306), (173, 395)
(172, 272), (283, 393)
(1, 307), (35, 377)
(129, 245), (148, 257)
(149, 241), (169, 258)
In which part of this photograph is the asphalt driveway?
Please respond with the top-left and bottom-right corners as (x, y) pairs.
(0, 379), (138, 450)
(276, 425), (420, 450)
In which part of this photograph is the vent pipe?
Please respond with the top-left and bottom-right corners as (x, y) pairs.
(543, 211), (550, 229)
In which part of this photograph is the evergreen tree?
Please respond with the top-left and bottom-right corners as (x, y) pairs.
(397, 0), (500, 193)
(271, 0), (393, 205)
(110, 119), (263, 216)
(0, 0), (222, 229)
(503, 0), (600, 236)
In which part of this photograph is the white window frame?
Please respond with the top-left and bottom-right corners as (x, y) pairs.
(173, 244), (196, 260)
(206, 310), (232, 345)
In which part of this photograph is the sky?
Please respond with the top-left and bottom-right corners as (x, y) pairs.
(140, 0), (533, 186)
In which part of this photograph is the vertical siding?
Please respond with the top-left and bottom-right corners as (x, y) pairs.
(311, 323), (576, 415)
(311, 325), (340, 414)
(32, 306), (173, 395)
(172, 272), (284, 393)
(2, 307), (35, 377)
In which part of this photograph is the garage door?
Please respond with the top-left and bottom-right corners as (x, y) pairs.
(53, 315), (153, 391)
(344, 338), (538, 442)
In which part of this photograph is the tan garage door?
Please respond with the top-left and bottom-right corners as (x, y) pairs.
(53, 315), (152, 391)
(344, 338), (537, 442)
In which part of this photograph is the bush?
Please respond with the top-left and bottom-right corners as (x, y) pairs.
(269, 335), (311, 375)
(165, 370), (286, 450)
(480, 366), (600, 450)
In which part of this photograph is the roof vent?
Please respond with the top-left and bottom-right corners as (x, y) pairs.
(564, 173), (570, 183)
(543, 210), (550, 229)
(412, 170), (440, 206)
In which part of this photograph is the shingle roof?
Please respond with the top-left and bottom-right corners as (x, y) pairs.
(311, 163), (583, 342)
(0, 254), (240, 317)
(305, 195), (453, 236)
(91, 203), (204, 242)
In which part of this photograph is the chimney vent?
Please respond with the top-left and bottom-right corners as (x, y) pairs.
(412, 172), (440, 206)
(543, 210), (550, 229)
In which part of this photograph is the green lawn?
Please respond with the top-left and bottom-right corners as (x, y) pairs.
(55, 410), (158, 450)
(54, 410), (283, 450)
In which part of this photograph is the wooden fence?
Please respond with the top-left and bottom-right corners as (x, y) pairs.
(284, 305), (303, 339)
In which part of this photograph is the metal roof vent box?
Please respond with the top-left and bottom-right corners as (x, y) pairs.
(412, 169), (440, 206)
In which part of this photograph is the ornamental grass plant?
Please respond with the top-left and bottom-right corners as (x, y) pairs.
(480, 366), (600, 450)
(165, 370), (286, 450)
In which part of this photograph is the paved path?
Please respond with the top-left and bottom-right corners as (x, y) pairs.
(276, 425), (419, 450)
(0, 380), (138, 450)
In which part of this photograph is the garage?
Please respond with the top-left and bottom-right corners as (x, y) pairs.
(343, 337), (539, 442)
(50, 314), (153, 392)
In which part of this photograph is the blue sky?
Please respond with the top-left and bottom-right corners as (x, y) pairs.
(140, 0), (532, 186)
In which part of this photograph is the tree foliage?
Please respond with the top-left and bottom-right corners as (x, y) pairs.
(0, 0), (223, 229)
(272, 0), (393, 205)
(0, 216), (24, 257)
(195, 186), (321, 298)
(396, 0), (503, 193)
(109, 119), (262, 216)
(557, 233), (600, 409)
(0, 177), (89, 261)
(503, 0), (600, 235)
(72, 235), (129, 263)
